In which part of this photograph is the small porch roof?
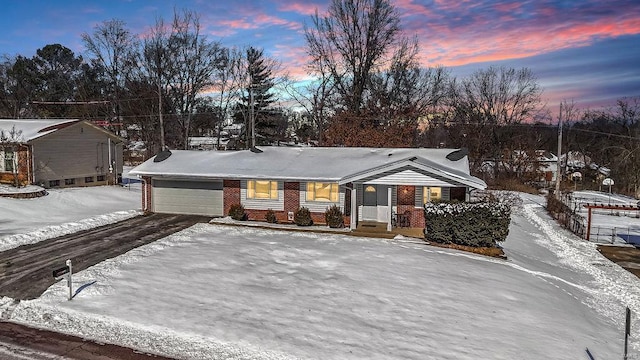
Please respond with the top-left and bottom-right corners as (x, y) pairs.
(338, 156), (486, 190)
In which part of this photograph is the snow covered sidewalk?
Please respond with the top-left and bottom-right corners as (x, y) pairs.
(3, 194), (637, 359)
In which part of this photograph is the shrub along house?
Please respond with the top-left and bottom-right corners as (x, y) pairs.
(129, 147), (486, 231)
(0, 119), (123, 188)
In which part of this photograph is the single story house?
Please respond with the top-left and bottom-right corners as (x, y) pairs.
(0, 119), (123, 188)
(129, 147), (486, 230)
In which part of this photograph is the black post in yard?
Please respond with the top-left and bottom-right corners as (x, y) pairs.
(625, 306), (630, 360)
(585, 348), (595, 360)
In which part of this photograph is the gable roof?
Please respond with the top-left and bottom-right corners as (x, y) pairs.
(130, 147), (486, 190)
(0, 119), (123, 143)
(0, 119), (79, 142)
(338, 155), (487, 189)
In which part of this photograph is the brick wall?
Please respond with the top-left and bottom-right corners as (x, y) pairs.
(397, 204), (425, 228)
(284, 182), (300, 216)
(223, 180), (241, 216)
(0, 145), (30, 186)
(398, 185), (415, 206)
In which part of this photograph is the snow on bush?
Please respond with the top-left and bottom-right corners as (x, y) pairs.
(424, 201), (511, 247)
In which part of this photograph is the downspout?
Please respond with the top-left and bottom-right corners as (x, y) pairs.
(140, 176), (148, 212)
(30, 144), (35, 185)
(350, 186), (357, 231)
(108, 138), (112, 185)
(387, 187), (392, 232)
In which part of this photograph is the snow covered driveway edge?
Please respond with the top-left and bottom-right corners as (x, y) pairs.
(522, 202), (640, 349)
(9, 224), (298, 360)
(0, 210), (142, 252)
(10, 305), (295, 360)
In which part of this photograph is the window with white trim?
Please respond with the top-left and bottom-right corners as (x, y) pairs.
(423, 187), (442, 203)
(0, 149), (15, 172)
(247, 180), (278, 200)
(306, 182), (339, 202)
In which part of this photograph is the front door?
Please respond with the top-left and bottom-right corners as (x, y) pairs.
(362, 184), (389, 222)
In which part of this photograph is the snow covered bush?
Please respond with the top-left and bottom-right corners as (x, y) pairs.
(265, 209), (278, 223)
(324, 205), (344, 228)
(229, 204), (247, 221)
(294, 207), (313, 226)
(424, 201), (511, 247)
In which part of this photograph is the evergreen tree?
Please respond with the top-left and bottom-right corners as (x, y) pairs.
(237, 47), (278, 146)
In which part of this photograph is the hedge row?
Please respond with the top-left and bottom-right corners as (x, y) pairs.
(424, 202), (511, 247)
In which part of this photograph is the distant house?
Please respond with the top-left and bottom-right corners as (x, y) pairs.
(536, 150), (558, 183)
(187, 137), (229, 151)
(0, 119), (123, 188)
(129, 147), (486, 230)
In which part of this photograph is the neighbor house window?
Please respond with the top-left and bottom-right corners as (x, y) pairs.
(65, 178), (75, 185)
(306, 182), (339, 202)
(247, 180), (278, 200)
(85, 176), (94, 183)
(97, 175), (106, 182)
(0, 149), (14, 172)
(423, 187), (442, 203)
(49, 180), (60, 187)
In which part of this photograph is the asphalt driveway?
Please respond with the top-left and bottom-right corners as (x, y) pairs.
(0, 213), (210, 300)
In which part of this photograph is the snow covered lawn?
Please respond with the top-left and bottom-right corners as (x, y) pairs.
(0, 186), (141, 251)
(7, 195), (639, 360)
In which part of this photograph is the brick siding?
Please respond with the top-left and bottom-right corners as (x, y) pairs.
(0, 145), (31, 186)
(223, 180), (241, 216)
(397, 205), (425, 228)
(397, 185), (415, 206)
(284, 182), (300, 215)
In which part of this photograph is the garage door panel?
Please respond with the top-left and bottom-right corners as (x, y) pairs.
(154, 179), (223, 190)
(152, 180), (223, 216)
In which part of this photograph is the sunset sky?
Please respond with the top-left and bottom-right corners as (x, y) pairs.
(0, 0), (638, 113)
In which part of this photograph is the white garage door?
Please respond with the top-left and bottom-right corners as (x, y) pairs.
(152, 179), (224, 216)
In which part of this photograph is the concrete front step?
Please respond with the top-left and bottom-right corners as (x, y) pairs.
(352, 221), (424, 239)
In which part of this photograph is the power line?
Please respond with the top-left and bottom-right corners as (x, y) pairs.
(30, 100), (110, 105)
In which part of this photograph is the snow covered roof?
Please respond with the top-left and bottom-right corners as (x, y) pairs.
(0, 119), (80, 142)
(130, 147), (486, 189)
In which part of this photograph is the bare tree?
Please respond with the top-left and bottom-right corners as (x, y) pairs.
(139, 16), (175, 151)
(211, 47), (244, 148)
(305, 0), (400, 114)
(447, 66), (544, 176)
(82, 19), (138, 128)
(449, 66), (543, 126)
(165, 9), (224, 149)
(0, 125), (24, 187)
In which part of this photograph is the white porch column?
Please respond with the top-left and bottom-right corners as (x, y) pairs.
(387, 187), (392, 231)
(350, 187), (357, 230)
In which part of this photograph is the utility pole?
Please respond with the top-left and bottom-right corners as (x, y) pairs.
(555, 107), (563, 200)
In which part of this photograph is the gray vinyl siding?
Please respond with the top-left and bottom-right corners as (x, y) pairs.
(30, 122), (123, 186)
(241, 180), (284, 211)
(299, 182), (346, 213)
(442, 187), (451, 201)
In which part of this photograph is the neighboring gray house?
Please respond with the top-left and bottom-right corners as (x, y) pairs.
(0, 119), (123, 188)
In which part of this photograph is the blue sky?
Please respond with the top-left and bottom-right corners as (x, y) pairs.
(0, 0), (638, 113)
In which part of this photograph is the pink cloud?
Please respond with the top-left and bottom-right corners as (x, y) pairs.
(408, 7), (640, 68)
(277, 2), (322, 16)
(394, 0), (434, 17)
